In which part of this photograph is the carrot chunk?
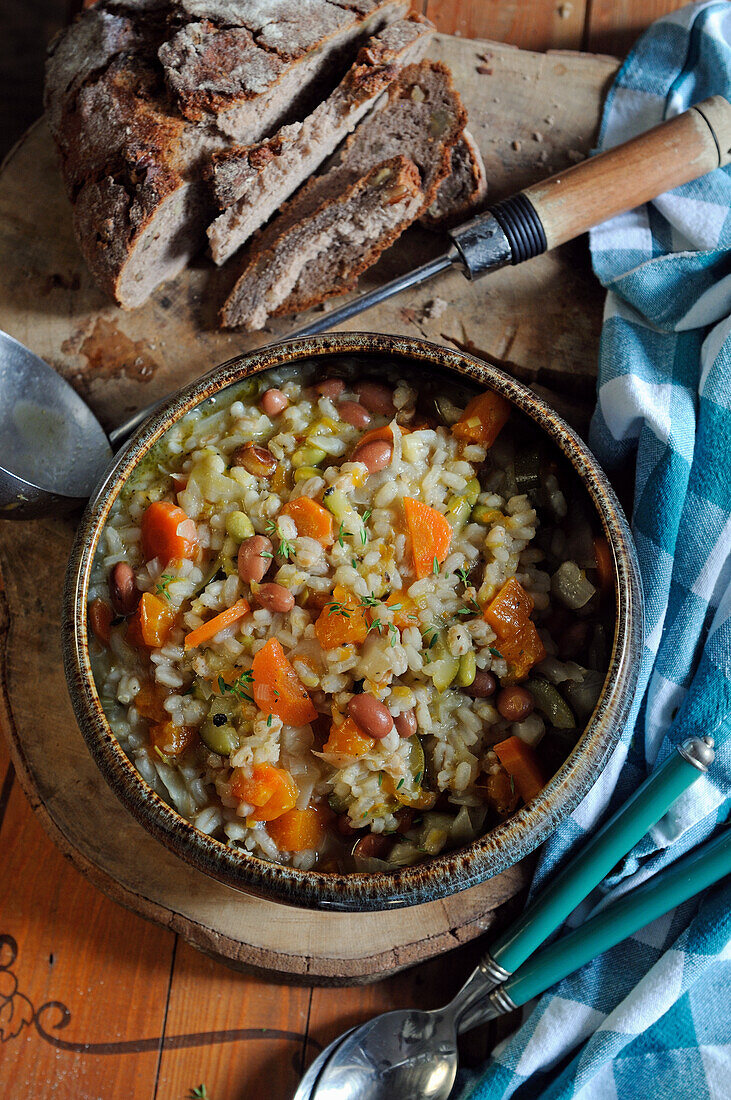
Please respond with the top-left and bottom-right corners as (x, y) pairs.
(231, 762), (299, 822)
(183, 599), (250, 650)
(315, 584), (368, 650)
(323, 717), (374, 758)
(281, 497), (334, 546)
(485, 577), (546, 682)
(593, 536), (614, 593)
(452, 390), (510, 447)
(126, 592), (176, 649)
(251, 638), (317, 726)
(267, 805), (332, 851)
(493, 736), (545, 803)
(403, 497), (453, 579)
(352, 423), (408, 450)
(141, 500), (198, 564)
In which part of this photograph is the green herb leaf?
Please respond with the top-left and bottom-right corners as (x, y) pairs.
(489, 646), (503, 659)
(432, 556), (440, 575)
(396, 777), (405, 790)
(188, 1086), (209, 1099)
(266, 714), (273, 727)
(155, 573), (176, 602)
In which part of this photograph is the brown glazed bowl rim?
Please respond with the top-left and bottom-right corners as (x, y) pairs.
(63, 332), (643, 912)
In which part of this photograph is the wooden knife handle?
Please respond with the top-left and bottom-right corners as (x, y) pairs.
(449, 95), (731, 277)
(525, 95), (731, 249)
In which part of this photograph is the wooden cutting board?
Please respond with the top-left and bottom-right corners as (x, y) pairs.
(0, 34), (618, 983)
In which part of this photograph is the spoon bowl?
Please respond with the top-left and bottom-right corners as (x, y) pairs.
(305, 1009), (461, 1100)
(0, 330), (112, 517)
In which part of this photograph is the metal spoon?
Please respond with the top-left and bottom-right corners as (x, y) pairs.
(293, 1028), (358, 1100)
(298, 736), (715, 1100)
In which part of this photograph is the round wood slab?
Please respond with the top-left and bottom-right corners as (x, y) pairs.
(0, 34), (614, 982)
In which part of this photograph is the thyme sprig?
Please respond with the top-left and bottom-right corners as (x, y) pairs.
(217, 670), (254, 704)
(155, 573), (176, 602)
(265, 519), (295, 561)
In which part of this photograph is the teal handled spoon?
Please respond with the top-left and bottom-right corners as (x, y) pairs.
(479, 824), (731, 1024)
(304, 823), (730, 1100)
(294, 734), (715, 1100)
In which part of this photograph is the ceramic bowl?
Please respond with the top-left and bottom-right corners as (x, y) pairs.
(63, 332), (643, 911)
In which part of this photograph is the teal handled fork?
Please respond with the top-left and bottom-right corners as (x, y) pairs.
(295, 734), (720, 1100)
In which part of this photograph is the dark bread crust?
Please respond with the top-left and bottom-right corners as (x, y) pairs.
(158, 0), (410, 137)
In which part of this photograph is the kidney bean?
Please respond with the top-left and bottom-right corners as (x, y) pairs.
(466, 670), (497, 698)
(89, 598), (113, 646)
(338, 400), (371, 429)
(237, 535), (273, 584)
(261, 388), (289, 417)
(352, 833), (392, 860)
(314, 378), (345, 399)
(255, 582), (295, 614)
(394, 709), (417, 738)
(350, 439), (393, 473)
(108, 562), (139, 616)
(231, 442), (277, 478)
(496, 685), (534, 722)
(336, 814), (358, 837)
(354, 381), (395, 416)
(348, 693), (394, 739)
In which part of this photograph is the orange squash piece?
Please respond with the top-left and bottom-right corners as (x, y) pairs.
(126, 592), (176, 649)
(493, 736), (545, 804)
(230, 762), (299, 822)
(281, 496), (334, 546)
(134, 681), (170, 722)
(183, 599), (250, 650)
(403, 497), (453, 579)
(251, 638), (317, 726)
(322, 716), (374, 758)
(267, 805), (332, 851)
(150, 721), (198, 757)
(385, 591), (420, 630)
(452, 390), (510, 448)
(141, 500), (198, 564)
(484, 577), (546, 682)
(315, 584), (369, 650)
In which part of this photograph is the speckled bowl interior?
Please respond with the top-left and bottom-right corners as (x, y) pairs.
(63, 333), (643, 912)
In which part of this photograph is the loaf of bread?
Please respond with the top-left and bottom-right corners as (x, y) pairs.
(44, 2), (487, 318)
(44, 0), (411, 308)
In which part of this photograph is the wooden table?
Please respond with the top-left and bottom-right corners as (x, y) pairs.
(0, 3), (685, 1098)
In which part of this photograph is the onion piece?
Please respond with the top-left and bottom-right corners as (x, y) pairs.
(552, 561), (596, 609)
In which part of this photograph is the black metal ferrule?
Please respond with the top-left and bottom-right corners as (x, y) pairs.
(489, 193), (547, 264)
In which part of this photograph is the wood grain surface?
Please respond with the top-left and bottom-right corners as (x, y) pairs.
(0, 3), (676, 1098)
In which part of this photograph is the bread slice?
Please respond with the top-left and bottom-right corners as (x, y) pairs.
(159, 0), (411, 142)
(220, 60), (467, 329)
(206, 14), (434, 265)
(420, 129), (487, 228)
(219, 155), (423, 329)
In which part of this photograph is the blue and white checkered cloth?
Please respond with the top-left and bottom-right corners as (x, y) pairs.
(460, 4), (731, 1097)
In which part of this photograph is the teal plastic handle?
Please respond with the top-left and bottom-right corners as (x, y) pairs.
(504, 827), (731, 1006)
(491, 741), (711, 974)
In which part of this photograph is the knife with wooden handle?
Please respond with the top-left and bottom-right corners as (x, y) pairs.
(291, 95), (731, 337)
